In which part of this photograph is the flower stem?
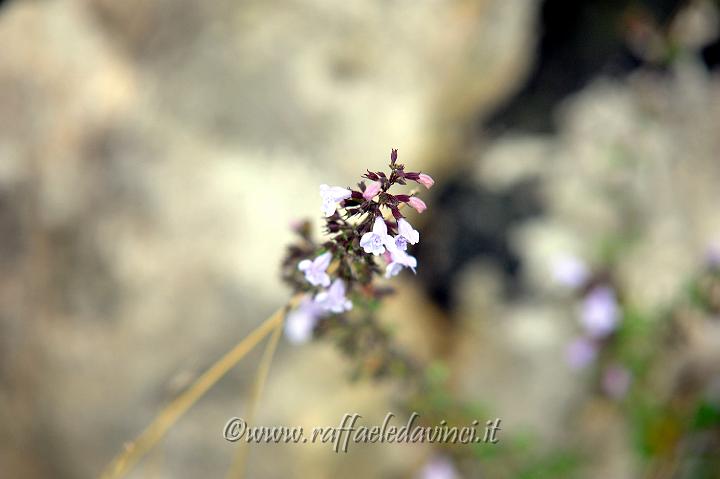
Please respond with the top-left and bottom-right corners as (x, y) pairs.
(225, 310), (285, 479)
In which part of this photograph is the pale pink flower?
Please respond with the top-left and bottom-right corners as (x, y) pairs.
(417, 173), (435, 189)
(363, 181), (382, 201)
(407, 196), (427, 213)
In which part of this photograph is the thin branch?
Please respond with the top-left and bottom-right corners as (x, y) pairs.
(100, 298), (297, 479)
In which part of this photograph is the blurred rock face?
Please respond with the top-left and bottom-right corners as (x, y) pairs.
(85, 0), (537, 171)
(0, 0), (537, 477)
(457, 62), (720, 479)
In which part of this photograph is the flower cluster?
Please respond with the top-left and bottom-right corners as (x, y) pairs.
(553, 254), (632, 399)
(282, 149), (433, 343)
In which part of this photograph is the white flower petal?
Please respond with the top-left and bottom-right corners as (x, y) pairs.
(360, 232), (376, 252)
(329, 186), (352, 201)
(322, 201), (336, 217)
(398, 218), (419, 244)
(320, 184), (350, 216)
(373, 217), (388, 237)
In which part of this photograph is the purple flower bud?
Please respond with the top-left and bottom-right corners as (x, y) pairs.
(365, 170), (380, 181)
(407, 196), (427, 213)
(363, 181), (382, 201)
(389, 205), (403, 220)
(390, 148), (398, 164)
(580, 286), (619, 338)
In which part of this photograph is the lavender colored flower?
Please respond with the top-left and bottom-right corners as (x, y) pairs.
(566, 337), (598, 369)
(298, 251), (332, 287)
(320, 184), (352, 217)
(363, 181), (382, 201)
(602, 365), (632, 399)
(314, 279), (353, 313)
(284, 297), (323, 344)
(391, 235), (408, 251)
(360, 217), (389, 256)
(580, 286), (619, 338)
(407, 196), (427, 213)
(551, 254), (589, 288)
(417, 456), (458, 479)
(384, 240), (417, 278)
(397, 218), (419, 245)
